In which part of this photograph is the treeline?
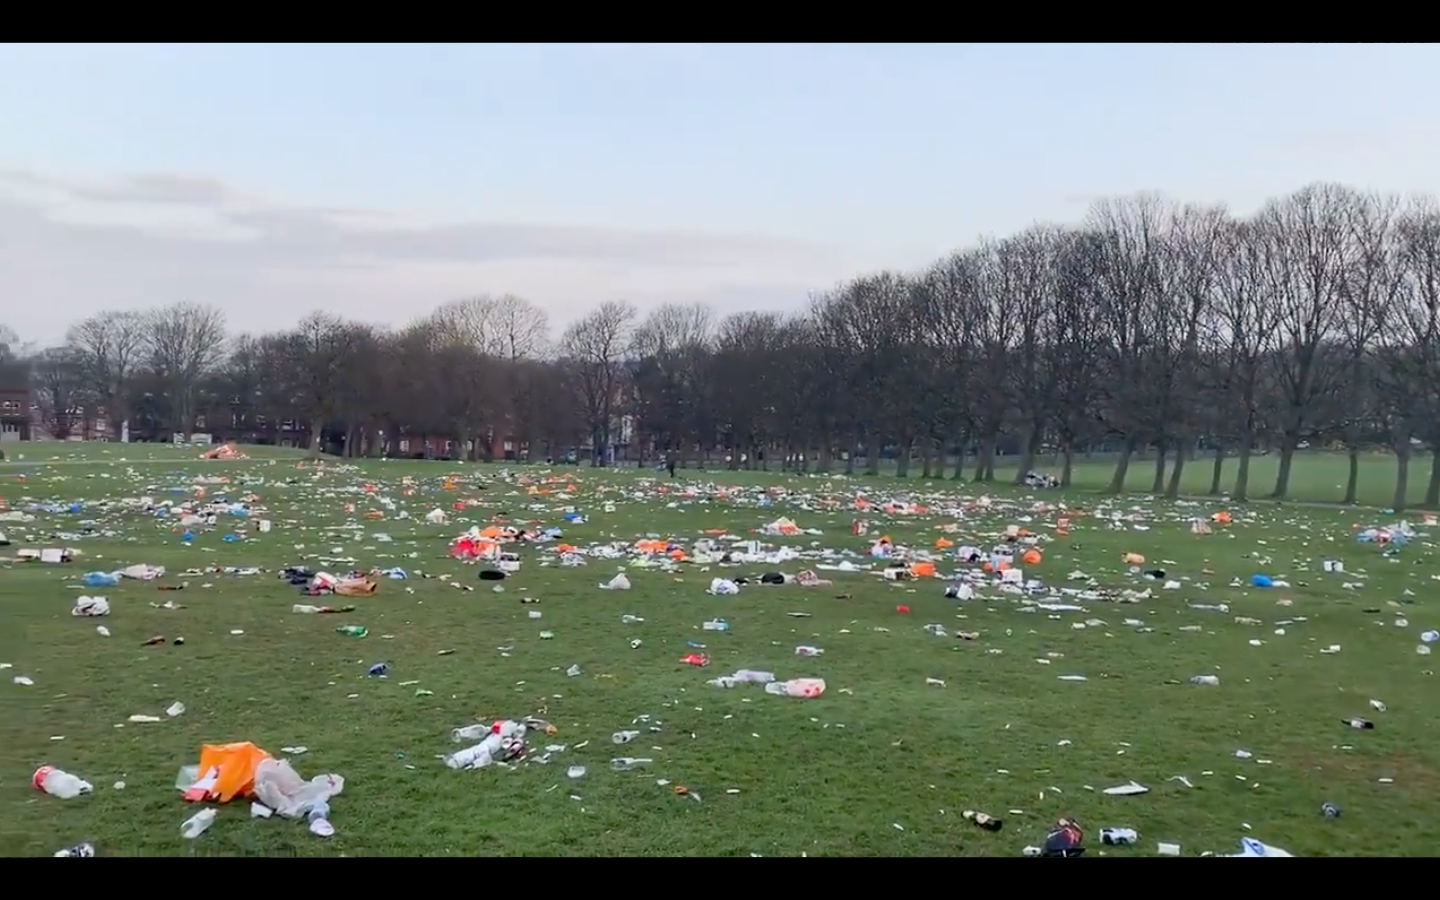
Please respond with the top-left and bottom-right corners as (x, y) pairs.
(9, 181), (1440, 508)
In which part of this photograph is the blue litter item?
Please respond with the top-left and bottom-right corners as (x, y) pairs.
(181, 531), (194, 542)
(67, 502), (83, 514)
(223, 533), (241, 542)
(1251, 574), (1273, 588)
(82, 571), (119, 587)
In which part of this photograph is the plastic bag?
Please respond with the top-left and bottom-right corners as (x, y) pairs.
(252, 758), (345, 819)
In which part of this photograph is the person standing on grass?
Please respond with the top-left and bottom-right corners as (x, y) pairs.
(667, 451), (677, 479)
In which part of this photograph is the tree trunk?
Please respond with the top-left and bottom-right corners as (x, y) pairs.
(1151, 440), (1168, 494)
(1060, 441), (1076, 487)
(895, 437), (913, 477)
(864, 434), (880, 476)
(308, 422), (323, 458)
(1270, 435), (1298, 499)
(1342, 448), (1360, 505)
(1208, 443), (1225, 495)
(1165, 444), (1187, 499)
(974, 435), (996, 482)
(1106, 436), (1137, 493)
(1014, 424), (1042, 485)
(1393, 445), (1412, 512)
(1425, 449), (1440, 509)
(1234, 440), (1253, 502)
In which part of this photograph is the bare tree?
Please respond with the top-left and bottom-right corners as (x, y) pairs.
(1258, 183), (1359, 499)
(560, 300), (636, 464)
(1208, 218), (1282, 501)
(30, 346), (88, 439)
(279, 312), (369, 457)
(1156, 203), (1227, 498)
(144, 302), (228, 438)
(630, 303), (714, 465)
(1333, 192), (1400, 504)
(1087, 193), (1170, 492)
(1389, 196), (1440, 507)
(66, 310), (148, 440)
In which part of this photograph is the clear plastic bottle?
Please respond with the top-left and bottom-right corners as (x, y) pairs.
(180, 808), (216, 839)
(35, 767), (93, 799)
(451, 724), (490, 742)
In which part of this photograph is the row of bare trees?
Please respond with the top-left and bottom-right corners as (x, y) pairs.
(9, 181), (1440, 507)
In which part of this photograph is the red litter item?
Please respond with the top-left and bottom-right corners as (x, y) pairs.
(895, 605), (910, 614)
(32, 765), (55, 790)
(679, 653), (711, 667)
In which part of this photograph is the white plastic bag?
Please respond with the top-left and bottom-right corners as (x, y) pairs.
(252, 759), (344, 819)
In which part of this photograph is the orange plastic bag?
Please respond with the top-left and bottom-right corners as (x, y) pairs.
(196, 742), (272, 802)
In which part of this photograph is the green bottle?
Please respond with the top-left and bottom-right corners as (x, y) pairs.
(336, 625), (368, 637)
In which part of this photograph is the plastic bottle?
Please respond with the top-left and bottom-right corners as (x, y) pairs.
(612, 730), (639, 744)
(702, 619), (729, 632)
(33, 767), (93, 799)
(336, 625), (367, 637)
(180, 808), (216, 839)
(764, 678), (827, 698)
(293, 604), (320, 614)
(1189, 675), (1220, 686)
(1100, 827), (1138, 845)
(611, 757), (652, 771)
(53, 842), (96, 857)
(367, 663), (388, 676)
(446, 745), (493, 769)
(452, 724), (490, 742)
(794, 645), (823, 657)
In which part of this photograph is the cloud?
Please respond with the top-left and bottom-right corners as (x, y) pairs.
(0, 169), (853, 344)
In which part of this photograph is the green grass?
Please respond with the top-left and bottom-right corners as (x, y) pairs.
(818, 450), (1434, 510)
(3, 442), (1439, 857)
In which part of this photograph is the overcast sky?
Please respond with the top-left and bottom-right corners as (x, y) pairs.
(3, 42), (1439, 346)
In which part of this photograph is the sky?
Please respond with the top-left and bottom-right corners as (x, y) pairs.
(2, 42), (1438, 346)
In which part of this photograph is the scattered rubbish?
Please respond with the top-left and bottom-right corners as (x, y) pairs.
(1226, 837), (1294, 857)
(180, 809), (216, 839)
(33, 766), (93, 799)
(1102, 781), (1149, 796)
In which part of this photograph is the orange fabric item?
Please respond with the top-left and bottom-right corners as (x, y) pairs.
(197, 741), (272, 802)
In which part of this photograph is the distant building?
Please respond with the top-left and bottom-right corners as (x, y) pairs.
(0, 386), (28, 442)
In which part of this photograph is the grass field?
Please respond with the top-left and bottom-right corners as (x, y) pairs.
(2, 442), (1438, 857)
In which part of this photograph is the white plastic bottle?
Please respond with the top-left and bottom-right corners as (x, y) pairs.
(180, 808), (216, 839)
(451, 724), (491, 742)
(35, 767), (93, 799)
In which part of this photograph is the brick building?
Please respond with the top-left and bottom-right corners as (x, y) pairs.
(0, 386), (28, 442)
